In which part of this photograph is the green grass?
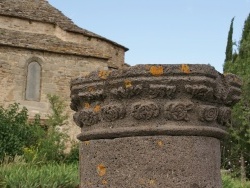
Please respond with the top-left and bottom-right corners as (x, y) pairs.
(222, 174), (250, 188)
(0, 162), (79, 188)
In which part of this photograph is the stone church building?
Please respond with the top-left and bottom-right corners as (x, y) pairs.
(0, 0), (128, 138)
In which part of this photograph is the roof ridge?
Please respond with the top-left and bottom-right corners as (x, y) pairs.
(0, 0), (128, 50)
(0, 28), (110, 59)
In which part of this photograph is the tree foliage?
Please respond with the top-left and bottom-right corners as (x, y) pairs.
(224, 17), (235, 63)
(223, 15), (250, 181)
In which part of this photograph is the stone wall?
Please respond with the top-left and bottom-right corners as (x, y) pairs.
(0, 15), (126, 68)
(0, 46), (109, 139)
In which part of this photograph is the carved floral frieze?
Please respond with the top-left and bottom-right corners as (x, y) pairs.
(149, 85), (176, 98)
(217, 107), (231, 126)
(185, 85), (213, 100)
(73, 109), (100, 127)
(72, 100), (233, 127)
(164, 102), (193, 121)
(131, 102), (160, 120)
(110, 85), (143, 99)
(198, 105), (218, 122)
(101, 104), (126, 122)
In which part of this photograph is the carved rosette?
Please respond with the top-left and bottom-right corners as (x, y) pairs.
(131, 102), (159, 120)
(101, 104), (126, 122)
(70, 64), (242, 141)
(73, 109), (100, 127)
(198, 105), (218, 122)
(164, 102), (193, 121)
(217, 107), (231, 126)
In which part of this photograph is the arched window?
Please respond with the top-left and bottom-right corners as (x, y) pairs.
(25, 62), (41, 101)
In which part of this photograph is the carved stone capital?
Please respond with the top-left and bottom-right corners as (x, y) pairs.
(70, 64), (242, 141)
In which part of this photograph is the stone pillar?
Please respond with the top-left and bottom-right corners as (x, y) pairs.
(70, 64), (241, 188)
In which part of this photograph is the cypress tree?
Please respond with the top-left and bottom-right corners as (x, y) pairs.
(239, 14), (250, 59)
(225, 17), (234, 63)
(240, 13), (250, 45)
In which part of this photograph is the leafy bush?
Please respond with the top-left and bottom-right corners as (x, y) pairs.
(23, 94), (71, 164)
(0, 94), (78, 164)
(46, 94), (69, 128)
(0, 104), (44, 161)
(64, 141), (79, 164)
(22, 129), (67, 164)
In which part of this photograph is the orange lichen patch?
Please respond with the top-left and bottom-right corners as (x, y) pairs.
(181, 64), (190, 73)
(84, 103), (90, 108)
(149, 66), (164, 76)
(149, 179), (156, 185)
(157, 140), (164, 147)
(124, 80), (132, 88)
(97, 164), (106, 176)
(88, 86), (95, 92)
(94, 105), (101, 112)
(98, 70), (110, 79)
(84, 141), (90, 146)
(102, 179), (108, 185)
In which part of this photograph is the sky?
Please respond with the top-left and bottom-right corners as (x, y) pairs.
(48, 0), (250, 73)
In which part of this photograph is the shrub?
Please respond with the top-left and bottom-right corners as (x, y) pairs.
(0, 104), (44, 161)
(64, 141), (79, 164)
(0, 95), (77, 164)
(23, 94), (70, 164)
(46, 94), (69, 128)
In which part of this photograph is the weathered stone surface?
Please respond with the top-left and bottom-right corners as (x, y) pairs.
(80, 136), (221, 188)
(71, 64), (241, 188)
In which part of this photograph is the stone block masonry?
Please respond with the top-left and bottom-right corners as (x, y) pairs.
(71, 64), (242, 187)
(0, 0), (128, 140)
(0, 46), (108, 139)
